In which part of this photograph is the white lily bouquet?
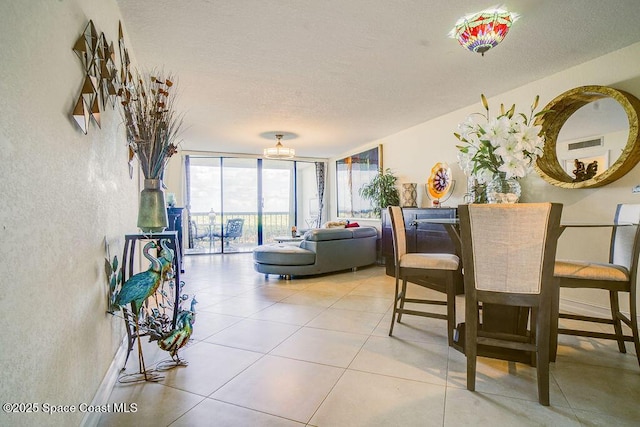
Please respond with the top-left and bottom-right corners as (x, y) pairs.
(455, 94), (548, 202)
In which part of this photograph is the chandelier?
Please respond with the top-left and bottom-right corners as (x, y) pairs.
(449, 7), (519, 56)
(264, 134), (295, 159)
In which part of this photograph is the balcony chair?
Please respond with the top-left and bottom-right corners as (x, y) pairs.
(387, 206), (461, 346)
(459, 203), (563, 406)
(213, 218), (245, 249)
(190, 220), (210, 248)
(551, 203), (640, 366)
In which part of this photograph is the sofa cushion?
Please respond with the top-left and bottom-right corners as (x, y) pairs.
(350, 227), (377, 238)
(304, 228), (354, 241)
(323, 220), (347, 228)
(253, 244), (315, 266)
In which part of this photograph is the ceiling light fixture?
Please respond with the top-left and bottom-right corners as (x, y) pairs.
(449, 7), (519, 56)
(264, 134), (295, 159)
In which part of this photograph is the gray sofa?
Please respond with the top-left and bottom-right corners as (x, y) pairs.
(253, 226), (378, 278)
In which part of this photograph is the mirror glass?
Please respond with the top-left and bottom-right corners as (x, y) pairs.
(535, 86), (640, 188)
(556, 97), (629, 181)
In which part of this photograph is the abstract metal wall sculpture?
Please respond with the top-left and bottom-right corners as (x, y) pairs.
(71, 20), (119, 134)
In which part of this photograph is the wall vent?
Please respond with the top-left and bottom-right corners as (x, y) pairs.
(568, 137), (603, 151)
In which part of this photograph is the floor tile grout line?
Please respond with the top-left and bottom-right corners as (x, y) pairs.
(204, 396), (307, 425)
(111, 254), (640, 425)
(303, 364), (349, 425)
(166, 395), (209, 427)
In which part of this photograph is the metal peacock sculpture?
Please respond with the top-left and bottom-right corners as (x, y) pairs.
(158, 298), (197, 365)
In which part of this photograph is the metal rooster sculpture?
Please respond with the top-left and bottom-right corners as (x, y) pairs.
(157, 298), (197, 367)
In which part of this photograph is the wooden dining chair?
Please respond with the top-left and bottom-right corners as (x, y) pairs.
(387, 206), (461, 346)
(459, 203), (563, 406)
(551, 203), (640, 366)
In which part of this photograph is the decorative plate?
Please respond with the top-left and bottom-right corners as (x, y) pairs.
(427, 162), (453, 199)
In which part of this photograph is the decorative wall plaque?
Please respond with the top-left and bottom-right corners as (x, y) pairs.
(71, 20), (119, 134)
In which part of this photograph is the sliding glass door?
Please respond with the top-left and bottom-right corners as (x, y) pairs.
(262, 160), (295, 243)
(220, 158), (258, 253)
(186, 156), (314, 254)
(187, 157), (221, 253)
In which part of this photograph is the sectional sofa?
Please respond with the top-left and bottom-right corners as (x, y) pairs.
(253, 226), (378, 278)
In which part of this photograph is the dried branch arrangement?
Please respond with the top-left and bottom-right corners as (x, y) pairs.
(119, 71), (183, 179)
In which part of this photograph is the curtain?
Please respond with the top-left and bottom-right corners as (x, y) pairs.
(315, 161), (325, 227)
(184, 155), (193, 248)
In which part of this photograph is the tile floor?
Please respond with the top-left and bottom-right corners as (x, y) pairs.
(99, 254), (640, 426)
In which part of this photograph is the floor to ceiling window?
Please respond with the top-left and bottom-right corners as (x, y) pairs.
(185, 156), (318, 255)
(261, 159), (295, 245)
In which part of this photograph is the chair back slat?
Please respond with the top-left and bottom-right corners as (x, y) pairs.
(462, 203), (560, 294)
(388, 206), (407, 262)
(612, 204), (640, 269)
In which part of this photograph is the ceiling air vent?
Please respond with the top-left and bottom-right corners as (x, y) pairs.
(568, 137), (603, 151)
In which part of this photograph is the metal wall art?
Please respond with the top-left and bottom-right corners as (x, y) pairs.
(71, 20), (119, 134)
(117, 21), (132, 102)
(115, 22), (136, 177)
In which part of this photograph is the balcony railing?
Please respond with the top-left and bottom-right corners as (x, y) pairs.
(187, 211), (295, 253)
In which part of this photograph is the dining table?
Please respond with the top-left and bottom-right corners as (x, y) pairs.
(410, 215), (629, 363)
(411, 217), (528, 361)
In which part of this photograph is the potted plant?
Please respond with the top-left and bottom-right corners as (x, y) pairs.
(359, 168), (400, 218)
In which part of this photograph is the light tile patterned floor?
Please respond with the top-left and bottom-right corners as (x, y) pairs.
(99, 254), (640, 426)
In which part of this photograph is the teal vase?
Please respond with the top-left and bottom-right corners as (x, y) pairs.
(137, 179), (168, 232)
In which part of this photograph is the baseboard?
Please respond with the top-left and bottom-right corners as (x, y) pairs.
(80, 336), (128, 427)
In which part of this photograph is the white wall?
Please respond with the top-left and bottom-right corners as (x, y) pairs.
(0, 1), (137, 425)
(328, 42), (640, 316)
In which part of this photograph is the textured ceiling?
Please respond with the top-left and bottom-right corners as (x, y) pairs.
(116, 0), (640, 158)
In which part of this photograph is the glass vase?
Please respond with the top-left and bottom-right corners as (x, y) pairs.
(464, 176), (487, 204)
(486, 173), (521, 204)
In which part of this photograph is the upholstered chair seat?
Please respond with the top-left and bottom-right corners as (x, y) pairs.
(555, 260), (629, 282)
(387, 206), (462, 346)
(399, 253), (460, 270)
